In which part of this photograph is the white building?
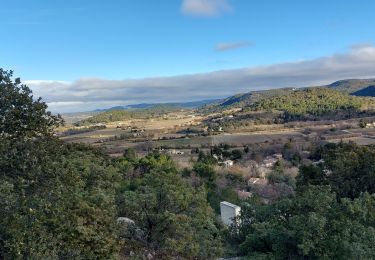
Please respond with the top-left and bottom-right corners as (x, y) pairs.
(220, 201), (241, 226)
(223, 160), (234, 167)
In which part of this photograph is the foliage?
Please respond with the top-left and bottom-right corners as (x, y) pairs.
(200, 88), (296, 113)
(267, 161), (295, 188)
(230, 142), (375, 259)
(0, 69), (63, 139)
(0, 69), (119, 259)
(230, 186), (375, 259)
(230, 149), (243, 161)
(0, 138), (120, 259)
(117, 154), (223, 259)
(249, 88), (370, 120)
(299, 142), (375, 199)
(123, 147), (137, 162)
(194, 162), (217, 182)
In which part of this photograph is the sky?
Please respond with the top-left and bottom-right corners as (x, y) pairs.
(2, 0), (375, 112)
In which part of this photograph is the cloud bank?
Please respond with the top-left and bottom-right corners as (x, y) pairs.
(181, 0), (232, 17)
(26, 44), (375, 113)
(215, 41), (252, 51)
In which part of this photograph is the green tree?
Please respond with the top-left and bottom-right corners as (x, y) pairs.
(231, 186), (375, 259)
(118, 164), (223, 259)
(0, 69), (120, 258)
(303, 142), (375, 199)
(0, 138), (121, 259)
(0, 69), (63, 139)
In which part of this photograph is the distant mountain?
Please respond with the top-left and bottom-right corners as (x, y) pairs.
(352, 86), (375, 97)
(199, 88), (297, 113)
(200, 78), (375, 113)
(326, 78), (375, 94)
(93, 99), (218, 112)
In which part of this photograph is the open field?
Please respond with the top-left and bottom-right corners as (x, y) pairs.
(60, 109), (375, 159)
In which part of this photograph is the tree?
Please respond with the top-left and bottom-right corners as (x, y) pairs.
(118, 162), (223, 258)
(296, 164), (328, 188)
(123, 147), (137, 161)
(230, 186), (375, 259)
(0, 69), (120, 258)
(231, 149), (243, 161)
(0, 139), (120, 259)
(303, 142), (375, 199)
(0, 69), (63, 139)
(194, 162), (216, 182)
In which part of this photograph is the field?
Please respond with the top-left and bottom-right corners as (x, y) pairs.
(60, 109), (375, 160)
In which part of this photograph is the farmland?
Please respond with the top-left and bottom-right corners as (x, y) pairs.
(60, 108), (375, 160)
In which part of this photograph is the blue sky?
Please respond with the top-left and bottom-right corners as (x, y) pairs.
(2, 0), (375, 112)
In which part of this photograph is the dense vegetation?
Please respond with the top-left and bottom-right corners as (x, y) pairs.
(200, 88), (295, 113)
(0, 69), (223, 259)
(0, 69), (63, 138)
(327, 78), (375, 94)
(248, 88), (373, 120)
(115, 152), (223, 258)
(228, 142), (375, 259)
(201, 79), (375, 114)
(0, 70), (120, 258)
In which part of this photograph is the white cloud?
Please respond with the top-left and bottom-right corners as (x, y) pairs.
(215, 41), (252, 51)
(181, 0), (232, 17)
(26, 44), (375, 113)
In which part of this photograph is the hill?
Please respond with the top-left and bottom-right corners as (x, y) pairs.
(351, 85), (375, 97)
(326, 78), (375, 94)
(248, 87), (372, 120)
(93, 99), (218, 112)
(75, 105), (188, 126)
(200, 78), (375, 113)
(200, 88), (296, 113)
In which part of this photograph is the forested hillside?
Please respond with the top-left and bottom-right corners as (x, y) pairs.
(200, 78), (375, 113)
(248, 88), (374, 120)
(200, 88), (295, 113)
(327, 78), (375, 94)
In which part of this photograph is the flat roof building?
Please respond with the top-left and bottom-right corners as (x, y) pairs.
(220, 201), (241, 226)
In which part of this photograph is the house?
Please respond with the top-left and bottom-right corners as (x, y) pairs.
(223, 160), (234, 167)
(220, 201), (241, 226)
